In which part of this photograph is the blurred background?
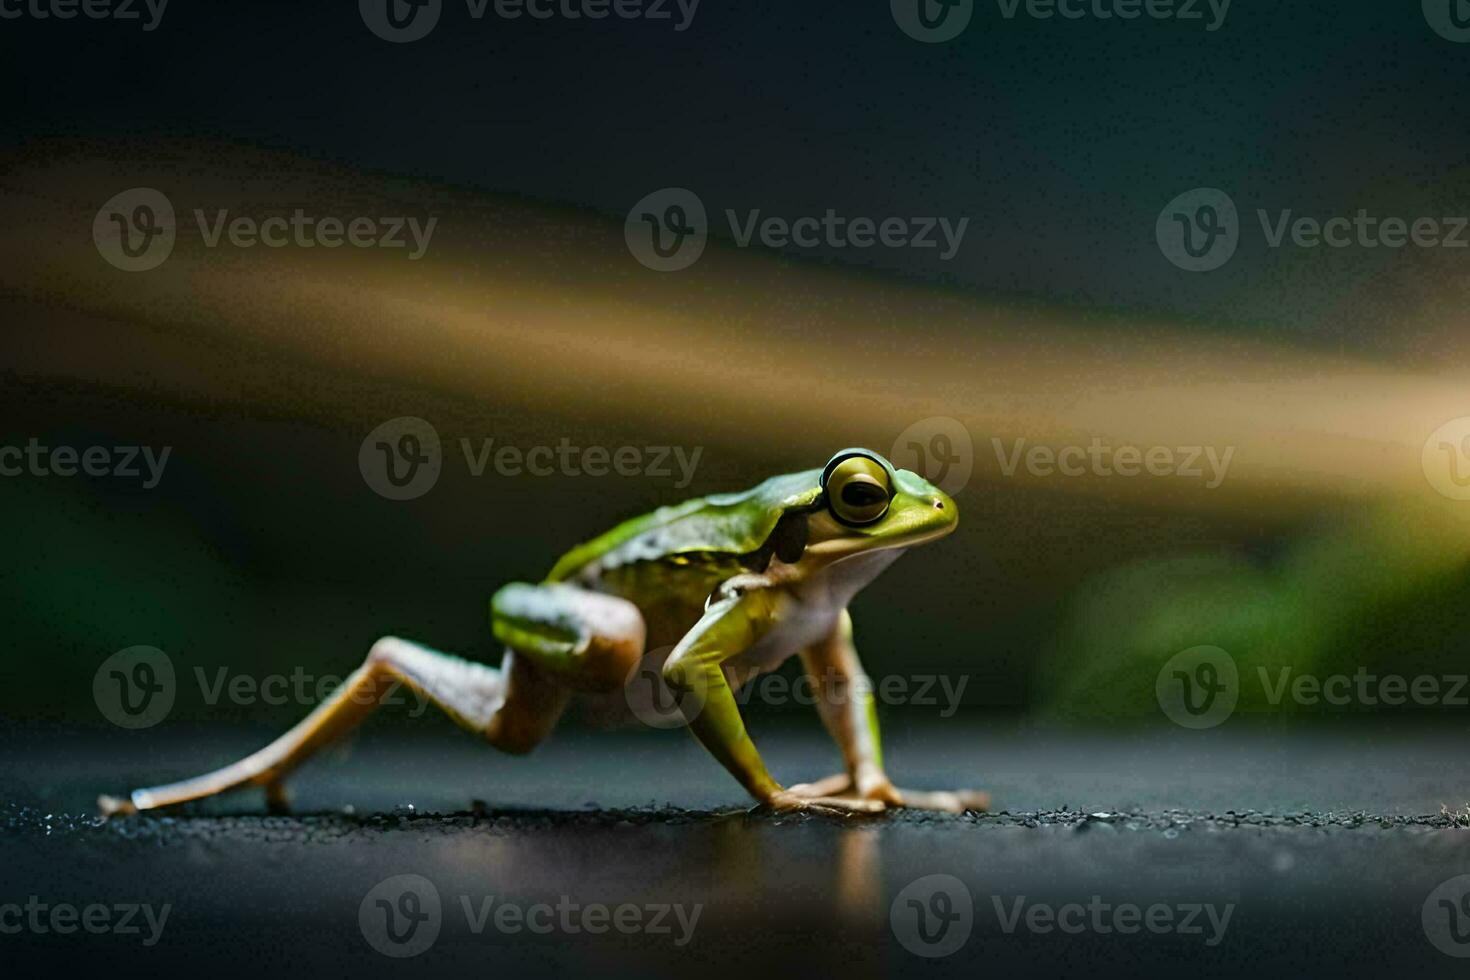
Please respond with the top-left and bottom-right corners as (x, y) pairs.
(2, 0), (1469, 742)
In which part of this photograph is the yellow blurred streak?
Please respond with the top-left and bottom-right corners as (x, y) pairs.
(3, 141), (1469, 520)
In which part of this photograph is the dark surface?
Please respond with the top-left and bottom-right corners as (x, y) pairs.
(4, 720), (1470, 978)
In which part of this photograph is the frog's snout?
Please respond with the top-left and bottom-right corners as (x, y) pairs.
(927, 489), (959, 532)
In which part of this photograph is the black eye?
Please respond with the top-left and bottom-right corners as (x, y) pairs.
(825, 456), (892, 525)
(842, 481), (887, 507)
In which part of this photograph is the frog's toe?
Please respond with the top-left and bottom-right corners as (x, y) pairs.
(98, 794), (138, 817)
(758, 789), (885, 817)
(893, 787), (990, 813)
(785, 773), (853, 798)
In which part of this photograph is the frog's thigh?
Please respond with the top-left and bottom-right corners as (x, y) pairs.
(492, 582), (646, 692)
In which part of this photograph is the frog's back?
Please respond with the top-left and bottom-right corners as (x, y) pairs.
(545, 468), (822, 584)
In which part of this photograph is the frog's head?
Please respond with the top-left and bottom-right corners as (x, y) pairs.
(803, 448), (957, 559)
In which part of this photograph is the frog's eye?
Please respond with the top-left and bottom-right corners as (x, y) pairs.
(824, 455), (892, 526)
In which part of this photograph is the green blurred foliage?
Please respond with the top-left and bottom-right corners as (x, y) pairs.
(1040, 503), (1470, 722)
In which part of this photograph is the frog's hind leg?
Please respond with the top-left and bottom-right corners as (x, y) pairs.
(99, 638), (567, 815)
(490, 582), (646, 693)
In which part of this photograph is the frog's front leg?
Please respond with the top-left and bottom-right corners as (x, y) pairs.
(788, 609), (990, 814)
(662, 588), (882, 816)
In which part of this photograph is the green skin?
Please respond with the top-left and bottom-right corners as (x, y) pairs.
(103, 449), (983, 818)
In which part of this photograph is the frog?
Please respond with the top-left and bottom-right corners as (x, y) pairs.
(100, 448), (988, 817)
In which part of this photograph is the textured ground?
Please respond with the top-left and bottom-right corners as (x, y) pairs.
(3, 720), (1469, 978)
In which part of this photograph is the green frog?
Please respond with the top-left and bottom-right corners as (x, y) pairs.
(101, 448), (987, 817)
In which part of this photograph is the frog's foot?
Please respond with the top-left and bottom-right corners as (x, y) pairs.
(786, 773), (856, 798)
(758, 789), (885, 817)
(786, 773), (989, 814)
(891, 787), (990, 813)
(97, 794), (138, 817)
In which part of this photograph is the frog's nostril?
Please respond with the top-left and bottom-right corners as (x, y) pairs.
(933, 499), (944, 510)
